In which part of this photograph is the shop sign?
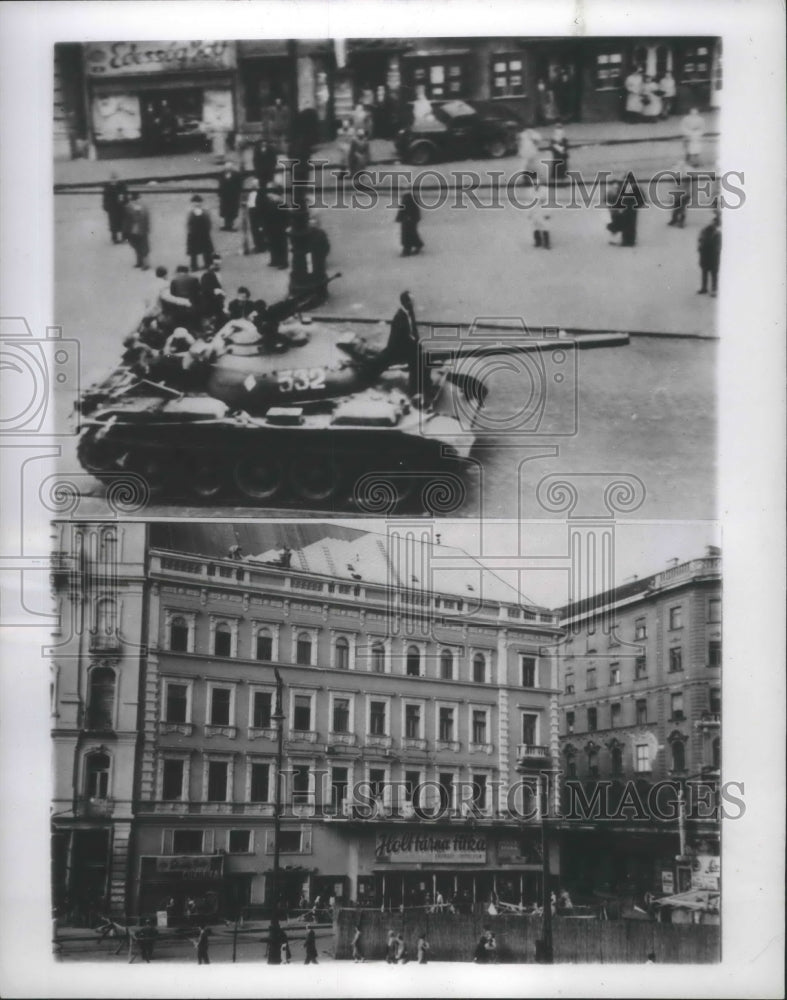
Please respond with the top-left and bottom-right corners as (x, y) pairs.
(85, 41), (236, 77)
(376, 831), (487, 864)
(153, 855), (224, 879)
(690, 854), (720, 891)
(661, 870), (674, 894)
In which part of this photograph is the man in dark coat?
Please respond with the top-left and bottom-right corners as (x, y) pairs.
(186, 194), (214, 271)
(396, 184), (423, 257)
(697, 216), (721, 297)
(263, 185), (289, 269)
(122, 192), (151, 269)
(217, 161), (243, 231)
(307, 218), (331, 286)
(253, 138), (278, 187)
(200, 254), (227, 325)
(370, 291), (421, 397)
(304, 923), (319, 964)
(227, 286), (258, 320)
(102, 172), (129, 243)
(162, 264), (202, 328)
(244, 178), (266, 253)
(607, 172), (646, 247)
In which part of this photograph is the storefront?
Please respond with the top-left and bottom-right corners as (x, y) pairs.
(83, 40), (237, 157)
(137, 854), (225, 922)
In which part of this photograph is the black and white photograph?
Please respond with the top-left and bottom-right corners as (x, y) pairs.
(0, 1), (784, 998)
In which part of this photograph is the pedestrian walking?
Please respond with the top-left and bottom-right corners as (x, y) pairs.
(351, 923), (365, 962)
(416, 931), (430, 964)
(123, 193), (151, 270)
(102, 173), (129, 244)
(267, 917), (284, 965)
(485, 931), (499, 963)
(244, 178), (266, 254)
(304, 923), (319, 964)
(681, 108), (706, 167)
(473, 929), (490, 963)
(263, 184), (289, 269)
(548, 123), (569, 183)
(396, 183), (423, 257)
(348, 128), (370, 177)
(607, 172), (645, 247)
(253, 138), (278, 188)
(306, 217), (331, 298)
(697, 215), (721, 297)
(518, 127), (544, 183)
(385, 928), (397, 963)
(192, 922), (211, 964)
(394, 932), (408, 964)
(667, 167), (690, 228)
(217, 160), (243, 232)
(186, 194), (214, 271)
(529, 184), (551, 249)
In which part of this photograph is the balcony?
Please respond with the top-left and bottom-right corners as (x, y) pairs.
(248, 726), (278, 741)
(402, 737), (427, 752)
(516, 744), (551, 767)
(365, 734), (393, 750)
(697, 712), (721, 729)
(159, 721), (194, 736)
(76, 796), (115, 818)
(469, 742), (494, 755)
(204, 724), (237, 739)
(89, 633), (122, 654)
(435, 739), (461, 752)
(287, 730), (319, 744)
(326, 731), (357, 748)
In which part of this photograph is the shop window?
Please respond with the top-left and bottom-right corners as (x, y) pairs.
(85, 751), (110, 799)
(472, 710), (487, 744)
(636, 698), (648, 725)
(209, 687), (232, 726)
(586, 667), (597, 690)
(670, 692), (684, 721)
(587, 707), (597, 733)
(708, 640), (722, 667)
(371, 642), (385, 673)
(252, 691), (272, 729)
(472, 653), (486, 683)
(86, 667), (115, 731)
(296, 632), (312, 666)
(708, 598), (721, 623)
(406, 645), (421, 677)
(671, 741), (686, 772)
(228, 830), (251, 854)
(635, 617), (647, 640)
(162, 759), (184, 801)
(256, 628), (273, 661)
(404, 703), (421, 739)
(207, 761), (229, 801)
(595, 51), (623, 89)
(635, 655), (647, 678)
(521, 712), (538, 744)
(669, 647), (683, 673)
(332, 697), (350, 733)
(565, 711), (574, 735)
(412, 60), (466, 100)
(369, 700), (387, 736)
(335, 636), (350, 671)
(172, 829), (204, 854)
(250, 762), (270, 802)
(635, 744), (650, 773)
(669, 606), (683, 630)
(169, 615), (189, 652)
(292, 695), (312, 731)
(610, 703), (621, 728)
(438, 707), (455, 741)
(682, 44), (711, 82)
(491, 55), (525, 97)
(611, 746), (623, 776)
(610, 664), (621, 686)
(440, 649), (454, 680)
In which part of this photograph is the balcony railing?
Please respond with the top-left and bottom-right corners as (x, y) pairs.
(89, 634), (122, 653)
(469, 741), (494, 755)
(435, 739), (461, 752)
(327, 731), (357, 747)
(365, 734), (393, 749)
(205, 724), (237, 739)
(159, 721), (194, 736)
(76, 796), (115, 817)
(287, 730), (319, 744)
(516, 744), (551, 766)
(402, 737), (427, 751)
(248, 726), (278, 741)
(697, 712), (721, 728)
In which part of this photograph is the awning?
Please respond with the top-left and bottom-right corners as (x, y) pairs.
(654, 889), (720, 912)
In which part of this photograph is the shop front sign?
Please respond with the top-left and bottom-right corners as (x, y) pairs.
(376, 831), (487, 864)
(146, 855), (224, 880)
(690, 854), (720, 891)
(85, 41), (236, 77)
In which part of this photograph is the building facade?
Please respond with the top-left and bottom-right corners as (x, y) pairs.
(554, 550), (722, 904)
(51, 522), (563, 923)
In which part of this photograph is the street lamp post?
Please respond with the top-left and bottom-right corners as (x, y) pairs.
(268, 668), (286, 965)
(539, 770), (553, 963)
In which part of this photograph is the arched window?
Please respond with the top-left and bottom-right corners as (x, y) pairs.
(611, 745), (623, 776)
(86, 667), (115, 731)
(85, 751), (111, 799)
(296, 632), (312, 666)
(472, 653), (486, 683)
(371, 642), (385, 673)
(256, 627), (273, 661)
(335, 636), (350, 670)
(440, 649), (453, 680)
(671, 740), (686, 772)
(406, 645), (421, 677)
(712, 737), (720, 770)
(169, 616), (188, 652)
(214, 622), (232, 657)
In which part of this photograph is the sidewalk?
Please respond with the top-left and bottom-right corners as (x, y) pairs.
(54, 110), (719, 189)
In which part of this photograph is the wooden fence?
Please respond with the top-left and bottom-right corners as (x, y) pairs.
(334, 909), (720, 964)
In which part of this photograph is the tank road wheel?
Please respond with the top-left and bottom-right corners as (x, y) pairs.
(233, 455), (284, 502)
(288, 452), (343, 504)
(187, 457), (226, 502)
(126, 451), (171, 498)
(77, 430), (121, 476)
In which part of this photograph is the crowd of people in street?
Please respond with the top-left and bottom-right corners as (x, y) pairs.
(623, 66), (678, 121)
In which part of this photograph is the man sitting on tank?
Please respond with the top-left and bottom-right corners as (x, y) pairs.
(366, 291), (423, 400)
(227, 286), (260, 321)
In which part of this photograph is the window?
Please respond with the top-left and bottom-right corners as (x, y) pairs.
(278, 829), (304, 853)
(635, 618), (647, 640)
(565, 711), (575, 735)
(609, 664), (621, 686)
(611, 745), (623, 775)
(292, 764), (310, 805)
(293, 695), (312, 731)
(711, 737), (721, 770)
(635, 656), (647, 678)
(566, 757), (577, 779)
(411, 59), (466, 99)
(207, 760), (228, 801)
(93, 597), (118, 648)
(586, 668), (597, 691)
(682, 43), (711, 82)
(635, 744), (650, 773)
(587, 750), (599, 778)
(331, 767), (349, 811)
(669, 647), (683, 673)
(669, 606), (683, 630)
(404, 770), (421, 807)
(595, 50), (623, 89)
(521, 656), (537, 688)
(296, 632), (312, 666)
(162, 759), (184, 800)
(587, 707), (597, 732)
(671, 692), (684, 720)
(438, 706), (455, 741)
(671, 741), (686, 772)
(332, 697), (350, 733)
(214, 622), (232, 657)
(228, 830), (251, 854)
(406, 645), (421, 677)
(250, 762), (270, 802)
(472, 653), (486, 684)
(610, 703), (621, 728)
(708, 640), (722, 667)
(369, 700), (387, 736)
(709, 688), (721, 714)
(470, 773), (488, 811)
(438, 771), (455, 811)
(172, 829), (203, 854)
(371, 642), (385, 673)
(85, 752), (110, 798)
(86, 667), (115, 730)
(209, 687), (232, 726)
(252, 691), (272, 729)
(636, 698), (648, 725)
(405, 703), (421, 739)
(164, 682), (188, 723)
(708, 598), (721, 623)
(472, 710), (487, 744)
(335, 636), (350, 670)
(440, 649), (454, 680)
(255, 628), (273, 661)
(565, 673), (575, 695)
(169, 615), (189, 652)
(368, 768), (386, 803)
(491, 54), (525, 97)
(521, 713), (538, 745)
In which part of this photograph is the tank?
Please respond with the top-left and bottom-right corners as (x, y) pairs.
(75, 316), (489, 512)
